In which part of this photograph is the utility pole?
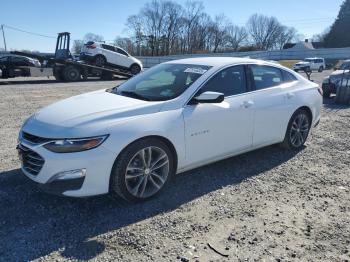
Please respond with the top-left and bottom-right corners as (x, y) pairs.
(1, 24), (7, 51)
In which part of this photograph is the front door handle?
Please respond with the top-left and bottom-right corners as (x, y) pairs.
(241, 100), (254, 108)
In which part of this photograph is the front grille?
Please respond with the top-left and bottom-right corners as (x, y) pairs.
(18, 145), (45, 176)
(22, 132), (52, 144)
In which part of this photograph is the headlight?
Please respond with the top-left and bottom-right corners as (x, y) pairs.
(43, 135), (108, 153)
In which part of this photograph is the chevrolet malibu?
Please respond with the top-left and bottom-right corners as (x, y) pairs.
(18, 57), (322, 202)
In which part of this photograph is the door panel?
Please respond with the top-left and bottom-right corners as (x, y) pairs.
(248, 64), (296, 146)
(250, 87), (292, 146)
(183, 95), (254, 166)
(182, 65), (254, 167)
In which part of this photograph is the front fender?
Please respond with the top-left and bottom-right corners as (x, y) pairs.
(102, 109), (186, 171)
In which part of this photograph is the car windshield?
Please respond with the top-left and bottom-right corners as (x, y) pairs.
(304, 59), (313, 62)
(111, 63), (211, 101)
(339, 62), (350, 70)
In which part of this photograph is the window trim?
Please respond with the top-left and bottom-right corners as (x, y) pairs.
(186, 64), (249, 105)
(185, 62), (299, 106)
(247, 64), (298, 92)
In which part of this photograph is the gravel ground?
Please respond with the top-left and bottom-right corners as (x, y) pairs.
(0, 71), (349, 262)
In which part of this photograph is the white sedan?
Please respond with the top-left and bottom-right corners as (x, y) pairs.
(18, 57), (322, 202)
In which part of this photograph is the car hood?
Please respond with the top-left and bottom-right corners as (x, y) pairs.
(22, 89), (163, 138)
(330, 69), (350, 76)
(328, 69), (350, 83)
(295, 61), (310, 66)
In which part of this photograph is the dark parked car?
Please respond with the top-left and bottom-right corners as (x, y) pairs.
(322, 60), (350, 98)
(0, 55), (41, 78)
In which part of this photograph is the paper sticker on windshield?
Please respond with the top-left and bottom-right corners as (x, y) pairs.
(184, 68), (207, 74)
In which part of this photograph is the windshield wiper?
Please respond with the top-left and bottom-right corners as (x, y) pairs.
(120, 90), (151, 101)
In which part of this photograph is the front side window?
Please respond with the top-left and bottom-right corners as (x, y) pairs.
(199, 65), (247, 97)
(112, 63), (211, 101)
(250, 65), (283, 90)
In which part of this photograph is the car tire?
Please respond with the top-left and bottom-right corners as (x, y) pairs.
(110, 138), (175, 202)
(130, 64), (141, 75)
(100, 71), (113, 80)
(318, 66), (324, 72)
(322, 83), (331, 98)
(281, 109), (311, 150)
(63, 65), (81, 82)
(95, 55), (106, 67)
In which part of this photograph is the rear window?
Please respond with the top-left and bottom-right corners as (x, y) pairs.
(85, 41), (95, 45)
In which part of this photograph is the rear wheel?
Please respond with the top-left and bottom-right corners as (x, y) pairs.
(63, 65), (81, 82)
(95, 55), (106, 67)
(281, 109), (311, 150)
(318, 66), (324, 72)
(110, 138), (175, 202)
(130, 64), (141, 75)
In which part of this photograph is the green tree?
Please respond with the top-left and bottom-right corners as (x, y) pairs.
(324, 0), (350, 48)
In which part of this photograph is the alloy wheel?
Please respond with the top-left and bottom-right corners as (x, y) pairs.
(290, 113), (310, 147)
(125, 146), (169, 198)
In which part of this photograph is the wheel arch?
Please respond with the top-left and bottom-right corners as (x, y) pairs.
(108, 135), (178, 190)
(297, 106), (313, 123)
(94, 54), (106, 60)
(129, 63), (141, 69)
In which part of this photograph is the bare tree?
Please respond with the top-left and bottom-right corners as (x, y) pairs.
(126, 15), (144, 56)
(275, 26), (297, 49)
(246, 14), (284, 50)
(183, 1), (204, 53)
(226, 24), (247, 51)
(163, 1), (184, 55)
(123, 1), (300, 55)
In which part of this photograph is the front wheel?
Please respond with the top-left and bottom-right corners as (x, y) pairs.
(130, 64), (141, 75)
(281, 109), (311, 150)
(318, 66), (324, 72)
(110, 138), (175, 202)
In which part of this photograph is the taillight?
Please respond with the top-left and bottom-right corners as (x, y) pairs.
(86, 44), (96, 49)
(317, 85), (323, 96)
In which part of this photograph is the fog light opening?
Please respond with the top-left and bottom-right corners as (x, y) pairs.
(50, 169), (86, 182)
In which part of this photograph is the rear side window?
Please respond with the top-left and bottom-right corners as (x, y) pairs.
(102, 44), (115, 52)
(200, 65), (247, 97)
(116, 48), (128, 56)
(250, 65), (283, 90)
(282, 70), (298, 82)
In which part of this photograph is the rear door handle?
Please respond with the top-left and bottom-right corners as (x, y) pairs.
(241, 100), (254, 108)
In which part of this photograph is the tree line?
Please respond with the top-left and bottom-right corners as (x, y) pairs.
(121, 0), (298, 56)
(73, 0), (298, 56)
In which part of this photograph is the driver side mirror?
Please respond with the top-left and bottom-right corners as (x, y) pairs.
(190, 91), (225, 104)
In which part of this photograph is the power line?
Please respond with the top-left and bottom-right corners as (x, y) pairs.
(2, 24), (56, 39)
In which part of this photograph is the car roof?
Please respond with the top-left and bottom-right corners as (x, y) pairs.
(164, 57), (280, 68)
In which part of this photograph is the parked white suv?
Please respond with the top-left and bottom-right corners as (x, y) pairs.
(80, 42), (143, 74)
(293, 57), (325, 72)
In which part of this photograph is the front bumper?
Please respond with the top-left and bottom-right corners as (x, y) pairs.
(17, 139), (117, 197)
